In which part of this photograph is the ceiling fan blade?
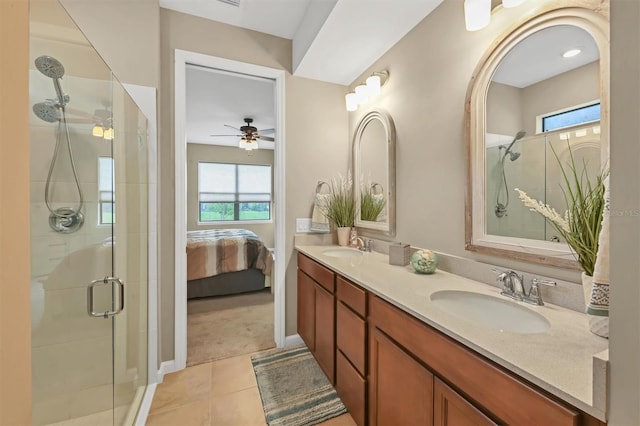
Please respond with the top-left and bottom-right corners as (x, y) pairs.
(224, 124), (242, 131)
(257, 135), (275, 142)
(258, 128), (275, 135)
(210, 134), (243, 137)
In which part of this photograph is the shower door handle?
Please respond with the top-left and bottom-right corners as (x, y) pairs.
(87, 277), (125, 318)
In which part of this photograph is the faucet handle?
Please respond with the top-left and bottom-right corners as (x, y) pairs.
(492, 268), (513, 295)
(526, 278), (557, 306)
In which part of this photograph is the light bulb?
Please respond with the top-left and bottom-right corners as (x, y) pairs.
(345, 93), (358, 111)
(92, 125), (104, 137)
(355, 84), (369, 104)
(366, 75), (381, 97)
(502, 0), (526, 7)
(464, 0), (491, 31)
(103, 127), (114, 140)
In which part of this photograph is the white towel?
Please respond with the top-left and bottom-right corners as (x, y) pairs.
(310, 192), (330, 232)
(588, 175), (609, 317)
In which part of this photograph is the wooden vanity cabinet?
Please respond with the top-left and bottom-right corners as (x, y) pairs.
(434, 378), (496, 426)
(335, 276), (368, 426)
(297, 253), (336, 384)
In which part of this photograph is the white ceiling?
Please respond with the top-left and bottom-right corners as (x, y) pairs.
(185, 64), (276, 149)
(492, 25), (599, 89)
(160, 0), (444, 85)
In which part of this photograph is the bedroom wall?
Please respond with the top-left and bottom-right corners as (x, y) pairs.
(160, 8), (349, 361)
(186, 143), (275, 248)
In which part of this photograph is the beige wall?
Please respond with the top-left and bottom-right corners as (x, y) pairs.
(59, 0), (160, 88)
(160, 9), (349, 359)
(609, 0), (640, 424)
(0, 0), (31, 424)
(522, 61), (599, 135)
(487, 62), (599, 137)
(187, 143), (275, 247)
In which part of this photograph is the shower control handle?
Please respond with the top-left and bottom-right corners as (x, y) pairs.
(87, 277), (125, 319)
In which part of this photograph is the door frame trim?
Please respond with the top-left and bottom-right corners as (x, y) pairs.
(173, 49), (286, 370)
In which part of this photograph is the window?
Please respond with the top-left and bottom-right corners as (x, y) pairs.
(541, 102), (600, 132)
(98, 157), (114, 225)
(198, 162), (272, 222)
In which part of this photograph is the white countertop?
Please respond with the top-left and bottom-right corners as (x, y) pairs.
(296, 244), (609, 421)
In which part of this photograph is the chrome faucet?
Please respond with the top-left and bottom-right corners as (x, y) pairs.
(492, 269), (556, 305)
(356, 237), (373, 252)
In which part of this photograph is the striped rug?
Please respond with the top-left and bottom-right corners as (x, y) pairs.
(251, 345), (347, 426)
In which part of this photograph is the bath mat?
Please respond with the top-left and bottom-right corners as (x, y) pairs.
(251, 345), (347, 426)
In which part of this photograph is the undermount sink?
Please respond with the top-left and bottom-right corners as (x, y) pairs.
(322, 248), (364, 258)
(430, 290), (551, 334)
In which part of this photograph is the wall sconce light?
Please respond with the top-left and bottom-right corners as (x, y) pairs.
(464, 0), (528, 31)
(345, 70), (389, 111)
(91, 109), (113, 140)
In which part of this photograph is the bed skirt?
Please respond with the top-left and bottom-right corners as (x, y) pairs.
(187, 268), (266, 299)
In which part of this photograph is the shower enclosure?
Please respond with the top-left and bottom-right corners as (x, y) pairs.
(30, 0), (149, 424)
(486, 122), (601, 241)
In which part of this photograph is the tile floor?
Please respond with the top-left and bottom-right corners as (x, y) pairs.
(146, 353), (356, 426)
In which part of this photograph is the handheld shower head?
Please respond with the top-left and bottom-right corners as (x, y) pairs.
(35, 56), (65, 79)
(35, 56), (68, 106)
(509, 151), (521, 161)
(33, 102), (60, 123)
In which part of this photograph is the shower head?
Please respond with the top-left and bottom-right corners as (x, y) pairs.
(508, 151), (521, 161)
(35, 56), (68, 106)
(500, 130), (525, 162)
(33, 102), (60, 123)
(35, 56), (65, 79)
(514, 130), (526, 141)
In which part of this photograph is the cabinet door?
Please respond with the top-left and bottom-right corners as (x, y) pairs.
(297, 270), (316, 352)
(315, 284), (336, 384)
(369, 328), (434, 426)
(434, 378), (496, 426)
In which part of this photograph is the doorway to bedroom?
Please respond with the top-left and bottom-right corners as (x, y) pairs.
(179, 57), (281, 367)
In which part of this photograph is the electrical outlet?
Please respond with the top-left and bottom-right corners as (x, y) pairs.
(296, 218), (312, 233)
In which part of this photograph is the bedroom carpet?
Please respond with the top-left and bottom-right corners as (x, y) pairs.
(187, 289), (275, 366)
(251, 345), (347, 426)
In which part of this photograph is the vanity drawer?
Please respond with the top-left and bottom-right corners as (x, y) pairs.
(337, 276), (367, 317)
(337, 301), (366, 375)
(370, 296), (579, 426)
(336, 350), (366, 426)
(297, 253), (335, 293)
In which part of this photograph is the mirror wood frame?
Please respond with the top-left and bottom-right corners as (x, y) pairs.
(353, 109), (396, 238)
(464, 0), (610, 269)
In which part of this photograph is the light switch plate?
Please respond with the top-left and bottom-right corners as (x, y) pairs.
(296, 218), (312, 233)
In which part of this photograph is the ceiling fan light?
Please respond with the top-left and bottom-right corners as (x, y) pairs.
(502, 0), (526, 7)
(92, 124), (104, 137)
(103, 127), (114, 140)
(464, 0), (491, 31)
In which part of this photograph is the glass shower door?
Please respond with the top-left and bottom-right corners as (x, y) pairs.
(111, 80), (149, 424)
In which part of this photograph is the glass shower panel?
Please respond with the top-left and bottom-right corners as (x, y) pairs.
(111, 80), (149, 424)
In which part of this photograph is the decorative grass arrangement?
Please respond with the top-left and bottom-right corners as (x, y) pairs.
(360, 185), (386, 222)
(321, 172), (357, 228)
(515, 143), (607, 276)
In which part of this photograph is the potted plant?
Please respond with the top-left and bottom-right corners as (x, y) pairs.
(321, 172), (357, 246)
(515, 143), (609, 337)
(360, 183), (386, 222)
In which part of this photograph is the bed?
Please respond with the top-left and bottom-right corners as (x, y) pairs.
(186, 229), (273, 299)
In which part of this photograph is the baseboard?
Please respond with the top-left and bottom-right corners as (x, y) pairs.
(284, 334), (304, 347)
(157, 360), (177, 383)
(134, 383), (157, 426)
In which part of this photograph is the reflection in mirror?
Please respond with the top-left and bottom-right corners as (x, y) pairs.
(465, 3), (609, 267)
(353, 110), (396, 237)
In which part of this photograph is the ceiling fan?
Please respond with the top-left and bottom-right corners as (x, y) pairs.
(210, 117), (275, 151)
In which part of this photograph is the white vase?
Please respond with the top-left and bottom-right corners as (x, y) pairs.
(581, 272), (609, 338)
(336, 227), (351, 246)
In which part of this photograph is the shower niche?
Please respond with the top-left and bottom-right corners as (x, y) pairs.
(30, 0), (150, 425)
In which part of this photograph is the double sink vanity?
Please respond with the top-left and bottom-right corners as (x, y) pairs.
(295, 244), (608, 425)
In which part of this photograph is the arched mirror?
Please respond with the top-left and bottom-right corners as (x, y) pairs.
(465, 2), (609, 268)
(353, 110), (396, 237)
